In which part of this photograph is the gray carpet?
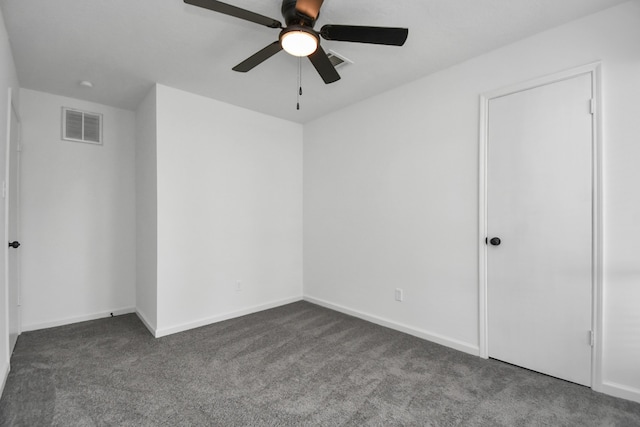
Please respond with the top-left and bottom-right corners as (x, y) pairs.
(1, 301), (639, 426)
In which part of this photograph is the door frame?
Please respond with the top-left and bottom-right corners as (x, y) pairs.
(477, 62), (603, 391)
(4, 87), (22, 350)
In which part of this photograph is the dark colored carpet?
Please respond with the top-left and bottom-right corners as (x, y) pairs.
(1, 301), (639, 426)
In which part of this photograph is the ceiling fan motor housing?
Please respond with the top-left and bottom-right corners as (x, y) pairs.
(281, 0), (316, 27)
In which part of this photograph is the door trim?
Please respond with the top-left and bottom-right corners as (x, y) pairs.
(478, 62), (603, 391)
(4, 87), (22, 351)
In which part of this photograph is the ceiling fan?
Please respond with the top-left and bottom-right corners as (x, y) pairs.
(184, 0), (409, 84)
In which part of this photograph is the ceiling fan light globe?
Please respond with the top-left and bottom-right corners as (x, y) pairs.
(281, 30), (318, 57)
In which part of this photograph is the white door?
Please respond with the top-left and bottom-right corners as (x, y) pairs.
(487, 73), (593, 386)
(7, 99), (21, 353)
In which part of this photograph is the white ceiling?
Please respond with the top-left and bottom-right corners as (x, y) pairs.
(0, 0), (628, 123)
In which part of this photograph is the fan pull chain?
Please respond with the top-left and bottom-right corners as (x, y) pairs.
(296, 57), (303, 110)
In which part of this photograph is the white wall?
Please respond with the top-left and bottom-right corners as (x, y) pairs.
(19, 89), (136, 330)
(303, 1), (640, 402)
(0, 5), (19, 396)
(135, 86), (158, 331)
(154, 84), (303, 336)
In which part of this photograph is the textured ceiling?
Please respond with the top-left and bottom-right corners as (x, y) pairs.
(0, 0), (629, 123)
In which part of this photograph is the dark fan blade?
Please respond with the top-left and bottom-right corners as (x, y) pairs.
(184, 0), (282, 28)
(321, 25), (408, 46)
(308, 46), (340, 84)
(232, 41), (283, 72)
(295, 0), (324, 20)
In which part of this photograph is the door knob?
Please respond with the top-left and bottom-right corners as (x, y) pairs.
(489, 237), (501, 246)
(8, 241), (20, 249)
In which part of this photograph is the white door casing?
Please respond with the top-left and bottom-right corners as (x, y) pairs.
(478, 63), (603, 389)
(6, 89), (21, 354)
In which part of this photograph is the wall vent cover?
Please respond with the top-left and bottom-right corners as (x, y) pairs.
(62, 107), (102, 145)
(326, 50), (353, 69)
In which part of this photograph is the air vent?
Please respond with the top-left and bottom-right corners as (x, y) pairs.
(326, 50), (353, 69)
(62, 107), (102, 145)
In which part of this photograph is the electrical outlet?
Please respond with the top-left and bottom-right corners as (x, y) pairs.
(235, 280), (242, 292)
(395, 288), (403, 302)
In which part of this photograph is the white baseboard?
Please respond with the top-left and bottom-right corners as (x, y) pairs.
(21, 307), (136, 332)
(135, 309), (157, 337)
(304, 295), (480, 356)
(600, 381), (640, 404)
(154, 296), (303, 338)
(0, 362), (9, 399)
